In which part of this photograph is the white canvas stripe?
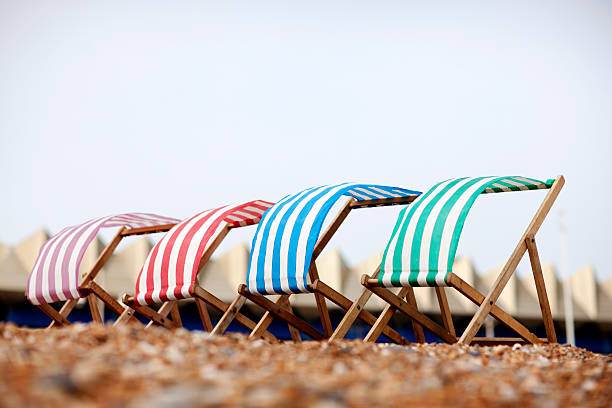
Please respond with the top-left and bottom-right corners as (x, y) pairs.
(233, 210), (259, 219)
(177, 207), (228, 299)
(248, 194), (296, 294)
(294, 183), (354, 292)
(243, 205), (266, 214)
(416, 179), (468, 286)
(399, 179), (456, 281)
(346, 189), (371, 200)
(277, 187), (331, 293)
(436, 177), (498, 275)
(381, 206), (415, 287)
(502, 178), (530, 190)
(164, 209), (216, 301)
(355, 187), (385, 199)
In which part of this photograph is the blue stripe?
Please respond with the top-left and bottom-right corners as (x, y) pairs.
(253, 189), (314, 293)
(248, 183), (422, 295)
(286, 185), (346, 291)
(270, 186), (323, 293)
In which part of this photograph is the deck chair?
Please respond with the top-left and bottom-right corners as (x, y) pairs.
(340, 175), (564, 346)
(117, 201), (279, 342)
(213, 183), (421, 342)
(25, 213), (180, 327)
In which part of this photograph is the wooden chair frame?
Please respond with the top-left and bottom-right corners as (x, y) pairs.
(116, 223), (277, 342)
(36, 224), (177, 328)
(334, 175), (564, 346)
(214, 196), (419, 343)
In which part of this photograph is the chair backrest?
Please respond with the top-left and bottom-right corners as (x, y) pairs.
(26, 213), (180, 305)
(133, 201), (274, 306)
(378, 176), (555, 288)
(246, 183), (421, 295)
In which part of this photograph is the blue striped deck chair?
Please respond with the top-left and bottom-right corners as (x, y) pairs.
(357, 175), (564, 346)
(213, 183), (421, 342)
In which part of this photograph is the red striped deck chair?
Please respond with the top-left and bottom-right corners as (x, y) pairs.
(118, 201), (278, 341)
(213, 183), (421, 342)
(26, 213), (180, 327)
(347, 175), (564, 346)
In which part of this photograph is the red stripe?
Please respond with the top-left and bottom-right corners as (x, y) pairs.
(179, 206), (239, 298)
(142, 240), (163, 305)
(172, 208), (222, 299)
(155, 216), (195, 302)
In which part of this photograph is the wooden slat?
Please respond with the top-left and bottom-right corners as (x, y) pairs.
(39, 304), (71, 327)
(526, 236), (557, 343)
(459, 175), (564, 344)
(435, 287), (456, 337)
(189, 285), (277, 342)
(349, 195), (418, 209)
(48, 299), (79, 328)
(447, 273), (541, 344)
(122, 296), (176, 330)
(145, 301), (176, 328)
(471, 337), (549, 346)
(210, 294), (246, 335)
(404, 286), (426, 342)
(88, 294), (103, 324)
(312, 279), (407, 344)
(113, 307), (140, 326)
(170, 302), (183, 328)
(80, 228), (125, 283)
(308, 264), (333, 337)
(238, 285), (325, 340)
(86, 281), (125, 316)
(195, 298), (213, 332)
(249, 295), (289, 339)
(363, 277), (456, 343)
(120, 224), (176, 237)
(364, 286), (409, 343)
(329, 264), (381, 342)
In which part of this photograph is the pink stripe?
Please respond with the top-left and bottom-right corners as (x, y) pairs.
(29, 230), (66, 304)
(59, 217), (105, 299)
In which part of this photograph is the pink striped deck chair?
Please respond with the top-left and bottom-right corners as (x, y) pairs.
(118, 201), (278, 341)
(26, 213), (180, 327)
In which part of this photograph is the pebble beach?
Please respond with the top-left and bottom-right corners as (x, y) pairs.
(0, 323), (610, 408)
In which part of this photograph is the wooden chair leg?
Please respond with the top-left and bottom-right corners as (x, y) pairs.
(189, 285), (277, 342)
(526, 236), (557, 343)
(459, 176), (564, 344)
(48, 299), (79, 328)
(312, 279), (407, 344)
(211, 294), (247, 336)
(364, 287), (410, 343)
(88, 294), (103, 324)
(170, 302), (182, 328)
(363, 279), (456, 344)
(145, 301), (176, 328)
(330, 264), (381, 342)
(195, 298), (213, 332)
(113, 307), (141, 326)
(405, 286), (426, 343)
(39, 304), (71, 327)
(447, 273), (540, 344)
(309, 264), (333, 337)
(249, 295), (289, 339)
(238, 285), (325, 340)
(435, 287), (456, 337)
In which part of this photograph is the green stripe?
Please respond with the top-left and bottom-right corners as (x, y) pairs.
(495, 180), (523, 192)
(388, 181), (445, 285)
(408, 179), (465, 284)
(445, 177), (508, 272)
(379, 206), (409, 286)
(426, 177), (489, 285)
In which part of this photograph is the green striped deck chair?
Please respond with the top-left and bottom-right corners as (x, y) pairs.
(337, 175), (564, 346)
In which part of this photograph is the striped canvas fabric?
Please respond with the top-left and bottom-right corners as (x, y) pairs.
(26, 213), (180, 306)
(378, 176), (555, 288)
(246, 183), (421, 295)
(134, 201), (274, 306)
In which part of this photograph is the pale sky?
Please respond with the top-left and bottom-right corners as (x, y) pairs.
(1, 1), (611, 280)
